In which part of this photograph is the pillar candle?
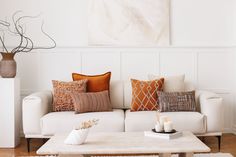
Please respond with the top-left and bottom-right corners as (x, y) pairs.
(164, 121), (173, 132)
(159, 116), (168, 126)
(155, 122), (163, 132)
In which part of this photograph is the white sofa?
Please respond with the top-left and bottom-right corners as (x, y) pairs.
(22, 81), (224, 151)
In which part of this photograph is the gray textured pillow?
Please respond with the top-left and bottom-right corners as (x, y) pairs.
(71, 90), (112, 113)
(158, 91), (196, 112)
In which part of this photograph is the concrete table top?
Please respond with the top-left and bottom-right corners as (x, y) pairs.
(37, 131), (210, 157)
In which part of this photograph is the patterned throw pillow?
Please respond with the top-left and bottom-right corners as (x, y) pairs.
(72, 72), (111, 93)
(52, 80), (87, 111)
(71, 90), (112, 113)
(158, 91), (196, 112)
(131, 78), (164, 111)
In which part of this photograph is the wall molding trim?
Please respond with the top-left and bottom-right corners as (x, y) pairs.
(45, 45), (236, 49)
(6, 45), (236, 49)
(7, 46), (236, 54)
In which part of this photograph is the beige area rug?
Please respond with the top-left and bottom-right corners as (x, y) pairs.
(21, 153), (234, 157)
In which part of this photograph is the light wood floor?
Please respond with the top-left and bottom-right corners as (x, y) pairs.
(0, 134), (236, 157)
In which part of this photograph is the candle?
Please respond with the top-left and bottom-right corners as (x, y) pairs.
(155, 122), (163, 132)
(159, 116), (168, 126)
(164, 121), (173, 132)
(156, 110), (160, 122)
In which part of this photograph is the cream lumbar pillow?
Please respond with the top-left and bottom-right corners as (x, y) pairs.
(148, 74), (185, 92)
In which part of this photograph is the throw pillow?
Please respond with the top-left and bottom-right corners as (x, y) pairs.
(52, 80), (87, 111)
(72, 72), (111, 93)
(71, 90), (112, 113)
(148, 74), (185, 92)
(158, 91), (196, 112)
(131, 78), (164, 111)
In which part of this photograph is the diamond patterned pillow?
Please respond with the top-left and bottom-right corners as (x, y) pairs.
(131, 78), (164, 111)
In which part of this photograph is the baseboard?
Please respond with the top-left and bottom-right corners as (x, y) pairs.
(233, 125), (236, 135)
(223, 128), (233, 134)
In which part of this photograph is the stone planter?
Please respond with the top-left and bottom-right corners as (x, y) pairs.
(0, 53), (16, 78)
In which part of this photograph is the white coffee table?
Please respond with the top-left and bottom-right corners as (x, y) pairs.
(37, 131), (210, 157)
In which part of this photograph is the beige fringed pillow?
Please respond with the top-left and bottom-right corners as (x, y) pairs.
(148, 74), (185, 92)
(52, 80), (87, 111)
(71, 90), (112, 113)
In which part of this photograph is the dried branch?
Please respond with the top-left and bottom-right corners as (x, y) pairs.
(0, 11), (56, 53)
(0, 32), (8, 52)
(11, 12), (38, 53)
(30, 21), (57, 50)
(11, 25), (24, 53)
(0, 20), (10, 27)
(17, 35), (34, 53)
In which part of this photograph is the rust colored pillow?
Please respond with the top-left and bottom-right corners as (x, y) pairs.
(52, 80), (87, 111)
(72, 72), (111, 92)
(131, 78), (164, 111)
(71, 90), (112, 113)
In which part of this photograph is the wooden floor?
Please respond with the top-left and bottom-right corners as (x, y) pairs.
(0, 134), (236, 157)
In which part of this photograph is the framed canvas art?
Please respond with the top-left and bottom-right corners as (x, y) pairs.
(88, 0), (170, 46)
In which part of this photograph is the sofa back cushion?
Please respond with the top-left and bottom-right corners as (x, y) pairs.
(110, 81), (124, 109)
(124, 81), (132, 108)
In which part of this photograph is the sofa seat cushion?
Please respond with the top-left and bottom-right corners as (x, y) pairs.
(40, 109), (124, 136)
(125, 110), (206, 134)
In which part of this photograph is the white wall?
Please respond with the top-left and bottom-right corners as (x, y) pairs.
(171, 0), (235, 46)
(0, 0), (236, 134)
(0, 0), (235, 47)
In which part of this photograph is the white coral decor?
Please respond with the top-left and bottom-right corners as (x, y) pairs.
(64, 119), (99, 145)
(76, 119), (99, 130)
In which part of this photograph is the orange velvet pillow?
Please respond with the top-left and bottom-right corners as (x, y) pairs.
(72, 72), (111, 92)
(131, 78), (164, 111)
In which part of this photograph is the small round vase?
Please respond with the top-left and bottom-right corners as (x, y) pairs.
(0, 53), (17, 78)
(64, 128), (89, 145)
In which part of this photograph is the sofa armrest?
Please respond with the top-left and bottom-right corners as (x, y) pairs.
(22, 91), (53, 136)
(197, 90), (224, 133)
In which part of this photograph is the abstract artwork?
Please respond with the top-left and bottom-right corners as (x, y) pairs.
(88, 0), (170, 46)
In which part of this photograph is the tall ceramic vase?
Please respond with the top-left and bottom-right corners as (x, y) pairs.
(0, 53), (17, 78)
